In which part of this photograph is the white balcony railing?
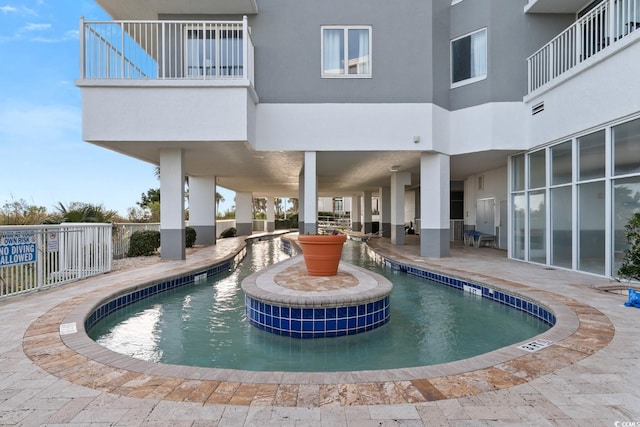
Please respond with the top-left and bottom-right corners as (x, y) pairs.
(528, 0), (640, 93)
(80, 17), (255, 85)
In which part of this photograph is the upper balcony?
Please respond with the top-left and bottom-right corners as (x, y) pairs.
(525, 0), (592, 14)
(95, 0), (258, 20)
(527, 0), (640, 94)
(80, 17), (254, 85)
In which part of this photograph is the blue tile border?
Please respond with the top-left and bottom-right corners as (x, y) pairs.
(245, 295), (390, 338)
(84, 245), (248, 332)
(365, 246), (556, 327)
(86, 235), (555, 337)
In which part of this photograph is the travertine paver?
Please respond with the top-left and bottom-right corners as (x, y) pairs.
(0, 234), (638, 425)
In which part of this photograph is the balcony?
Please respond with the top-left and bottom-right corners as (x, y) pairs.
(77, 18), (257, 152)
(527, 0), (640, 93)
(80, 18), (254, 85)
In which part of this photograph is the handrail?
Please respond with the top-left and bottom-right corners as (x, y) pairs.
(527, 0), (639, 93)
(80, 18), (255, 86)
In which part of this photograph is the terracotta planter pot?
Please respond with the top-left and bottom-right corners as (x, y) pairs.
(298, 233), (347, 276)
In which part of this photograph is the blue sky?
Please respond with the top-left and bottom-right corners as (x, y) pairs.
(0, 0), (235, 217)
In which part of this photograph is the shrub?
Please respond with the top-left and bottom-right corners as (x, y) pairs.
(185, 226), (197, 248)
(127, 230), (160, 257)
(220, 227), (237, 238)
(619, 212), (640, 281)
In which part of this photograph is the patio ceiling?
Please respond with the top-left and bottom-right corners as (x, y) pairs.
(95, 0), (258, 21)
(525, 0), (587, 14)
(89, 140), (514, 197)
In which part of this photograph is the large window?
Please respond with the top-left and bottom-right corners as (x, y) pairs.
(451, 28), (487, 87)
(322, 26), (371, 78)
(510, 116), (640, 277)
(185, 27), (243, 77)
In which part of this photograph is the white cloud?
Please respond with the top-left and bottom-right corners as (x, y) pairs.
(0, 4), (36, 15)
(0, 5), (18, 13)
(22, 22), (50, 31)
(30, 29), (78, 43)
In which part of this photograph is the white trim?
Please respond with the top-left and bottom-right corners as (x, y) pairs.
(321, 25), (372, 79)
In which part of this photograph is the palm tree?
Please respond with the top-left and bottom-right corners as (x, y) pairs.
(216, 192), (225, 212)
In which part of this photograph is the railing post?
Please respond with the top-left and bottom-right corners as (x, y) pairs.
(549, 43), (555, 80)
(79, 17), (85, 79)
(609, 0), (615, 41)
(575, 20), (582, 64)
(121, 22), (125, 79)
(243, 15), (249, 81)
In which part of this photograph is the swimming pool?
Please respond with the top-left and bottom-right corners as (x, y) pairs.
(88, 238), (550, 372)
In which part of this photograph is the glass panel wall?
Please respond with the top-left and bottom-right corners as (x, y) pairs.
(512, 193), (526, 260)
(578, 130), (605, 181)
(551, 186), (572, 268)
(529, 150), (546, 189)
(528, 191), (546, 263)
(613, 176), (640, 274)
(512, 155), (525, 191)
(578, 181), (605, 275)
(551, 141), (572, 185)
(510, 115), (640, 277)
(613, 118), (640, 176)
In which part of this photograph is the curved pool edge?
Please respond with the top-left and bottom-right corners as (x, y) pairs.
(22, 234), (615, 406)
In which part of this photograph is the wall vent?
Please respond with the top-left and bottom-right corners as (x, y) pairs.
(532, 102), (544, 115)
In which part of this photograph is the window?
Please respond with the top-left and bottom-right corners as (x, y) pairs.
(185, 26), (243, 77)
(322, 26), (371, 78)
(451, 28), (487, 87)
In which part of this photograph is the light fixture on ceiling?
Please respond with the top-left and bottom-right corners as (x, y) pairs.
(389, 165), (400, 172)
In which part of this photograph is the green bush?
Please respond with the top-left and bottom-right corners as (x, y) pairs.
(220, 227), (237, 238)
(619, 212), (640, 281)
(127, 230), (160, 257)
(185, 226), (197, 248)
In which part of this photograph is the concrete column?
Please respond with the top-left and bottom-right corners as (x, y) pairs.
(391, 172), (411, 245)
(420, 153), (450, 257)
(303, 151), (317, 234)
(379, 186), (391, 238)
(298, 170), (305, 233)
(266, 196), (275, 232)
(362, 191), (373, 234)
(189, 176), (216, 245)
(160, 148), (185, 260)
(236, 192), (253, 236)
(351, 195), (361, 232)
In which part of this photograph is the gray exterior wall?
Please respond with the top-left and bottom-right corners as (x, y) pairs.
(449, 0), (574, 110)
(162, 0), (575, 111)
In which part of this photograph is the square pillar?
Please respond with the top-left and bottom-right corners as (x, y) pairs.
(379, 186), (391, 238)
(189, 176), (216, 245)
(362, 191), (373, 234)
(266, 196), (275, 232)
(298, 169), (305, 233)
(160, 148), (185, 260)
(420, 153), (450, 257)
(351, 195), (361, 232)
(391, 172), (411, 245)
(236, 192), (253, 236)
(303, 151), (318, 234)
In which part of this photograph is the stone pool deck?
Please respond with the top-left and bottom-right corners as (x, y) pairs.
(1, 234), (639, 425)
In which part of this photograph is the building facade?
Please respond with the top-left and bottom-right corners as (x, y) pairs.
(78, 0), (640, 278)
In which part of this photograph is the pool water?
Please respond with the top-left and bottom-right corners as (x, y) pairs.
(89, 239), (550, 372)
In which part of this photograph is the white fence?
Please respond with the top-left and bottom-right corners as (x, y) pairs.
(528, 0), (640, 92)
(112, 223), (161, 259)
(0, 224), (112, 298)
(80, 17), (254, 85)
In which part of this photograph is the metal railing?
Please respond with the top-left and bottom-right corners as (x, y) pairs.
(0, 224), (112, 298)
(80, 17), (255, 85)
(528, 0), (639, 92)
(112, 223), (161, 259)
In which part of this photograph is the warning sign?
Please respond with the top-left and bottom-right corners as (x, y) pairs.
(0, 230), (37, 267)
